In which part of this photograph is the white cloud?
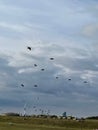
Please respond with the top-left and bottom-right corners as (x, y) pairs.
(80, 70), (98, 84)
(82, 23), (98, 37)
(18, 68), (37, 74)
(0, 22), (30, 32)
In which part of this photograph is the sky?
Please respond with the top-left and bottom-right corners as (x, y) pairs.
(0, 0), (98, 117)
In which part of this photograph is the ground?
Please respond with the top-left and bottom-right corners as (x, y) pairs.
(0, 116), (98, 130)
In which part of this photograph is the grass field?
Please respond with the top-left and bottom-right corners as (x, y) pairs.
(0, 116), (98, 130)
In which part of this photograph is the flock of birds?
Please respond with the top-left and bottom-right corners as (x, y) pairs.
(19, 46), (56, 115)
(20, 46), (55, 88)
(20, 46), (88, 88)
(19, 46), (89, 115)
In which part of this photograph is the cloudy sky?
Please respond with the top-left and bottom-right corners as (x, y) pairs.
(0, 0), (98, 117)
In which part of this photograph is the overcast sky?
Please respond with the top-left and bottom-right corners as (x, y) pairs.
(0, 0), (98, 117)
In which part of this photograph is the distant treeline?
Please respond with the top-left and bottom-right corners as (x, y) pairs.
(2, 112), (20, 116)
(86, 116), (98, 120)
(2, 112), (59, 118)
(2, 113), (98, 120)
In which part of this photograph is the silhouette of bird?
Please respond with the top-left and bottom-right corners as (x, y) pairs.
(41, 69), (45, 71)
(56, 77), (59, 79)
(21, 84), (24, 87)
(50, 58), (54, 60)
(34, 84), (38, 87)
(34, 64), (37, 67)
(84, 81), (88, 83)
(27, 46), (31, 51)
(68, 78), (71, 81)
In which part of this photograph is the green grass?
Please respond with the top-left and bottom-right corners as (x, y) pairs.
(0, 116), (98, 130)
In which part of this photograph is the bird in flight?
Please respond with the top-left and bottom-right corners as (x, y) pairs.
(34, 64), (37, 67)
(34, 84), (38, 87)
(84, 81), (88, 83)
(68, 78), (71, 81)
(27, 46), (31, 51)
(21, 84), (24, 87)
(56, 77), (59, 79)
(50, 58), (54, 60)
(41, 69), (45, 71)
